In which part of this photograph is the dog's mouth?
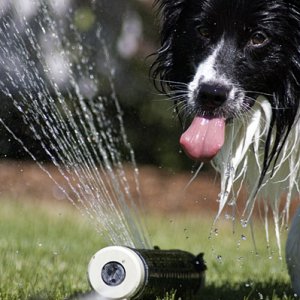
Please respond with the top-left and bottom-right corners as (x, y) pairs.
(180, 116), (225, 162)
(179, 80), (257, 162)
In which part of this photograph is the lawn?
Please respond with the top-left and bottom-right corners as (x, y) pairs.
(0, 198), (296, 300)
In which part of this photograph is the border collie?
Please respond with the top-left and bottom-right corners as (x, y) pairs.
(152, 0), (300, 294)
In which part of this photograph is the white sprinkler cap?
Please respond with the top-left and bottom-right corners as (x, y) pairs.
(88, 246), (146, 300)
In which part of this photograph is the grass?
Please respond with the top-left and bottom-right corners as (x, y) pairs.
(0, 199), (104, 299)
(0, 198), (296, 300)
(148, 214), (294, 300)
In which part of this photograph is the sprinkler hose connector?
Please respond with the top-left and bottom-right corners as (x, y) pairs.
(88, 246), (206, 299)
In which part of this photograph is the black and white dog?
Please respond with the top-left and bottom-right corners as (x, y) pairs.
(152, 0), (300, 294)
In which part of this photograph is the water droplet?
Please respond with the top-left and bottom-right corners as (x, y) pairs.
(227, 199), (236, 206)
(216, 255), (222, 262)
(241, 219), (248, 228)
(225, 213), (230, 220)
(241, 234), (247, 241)
(225, 213), (235, 221)
(214, 228), (219, 236)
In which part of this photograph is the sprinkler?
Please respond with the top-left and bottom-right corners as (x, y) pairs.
(88, 246), (206, 300)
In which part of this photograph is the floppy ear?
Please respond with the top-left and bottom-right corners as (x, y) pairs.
(151, 0), (187, 92)
(259, 1), (300, 182)
(154, 0), (186, 28)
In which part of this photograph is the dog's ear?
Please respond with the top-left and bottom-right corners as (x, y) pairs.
(151, 0), (187, 92)
(154, 0), (186, 29)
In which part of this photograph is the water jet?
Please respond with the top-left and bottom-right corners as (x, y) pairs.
(0, 2), (208, 298)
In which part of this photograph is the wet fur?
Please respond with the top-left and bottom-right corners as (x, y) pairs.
(152, 0), (300, 294)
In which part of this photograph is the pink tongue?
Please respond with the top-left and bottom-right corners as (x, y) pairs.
(180, 116), (225, 161)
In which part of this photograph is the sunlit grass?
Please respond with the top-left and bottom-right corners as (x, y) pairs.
(0, 199), (104, 299)
(147, 213), (294, 300)
(0, 199), (296, 299)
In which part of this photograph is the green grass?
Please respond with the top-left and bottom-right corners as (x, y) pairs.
(148, 214), (294, 300)
(0, 199), (296, 300)
(0, 199), (105, 299)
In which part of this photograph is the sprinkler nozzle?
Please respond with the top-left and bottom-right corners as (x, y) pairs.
(101, 261), (126, 286)
(88, 246), (206, 299)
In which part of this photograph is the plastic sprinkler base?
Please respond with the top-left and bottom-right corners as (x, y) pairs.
(88, 246), (206, 300)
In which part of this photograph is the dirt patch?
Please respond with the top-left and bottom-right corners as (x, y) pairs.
(0, 161), (221, 213)
(0, 160), (298, 217)
(136, 165), (222, 214)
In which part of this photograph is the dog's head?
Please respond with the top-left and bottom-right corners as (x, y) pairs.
(152, 0), (300, 170)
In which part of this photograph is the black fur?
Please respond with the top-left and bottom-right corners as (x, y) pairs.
(152, 0), (300, 184)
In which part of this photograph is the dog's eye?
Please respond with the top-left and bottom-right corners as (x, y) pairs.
(196, 26), (210, 39)
(250, 32), (268, 47)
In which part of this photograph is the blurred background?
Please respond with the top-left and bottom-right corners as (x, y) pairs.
(0, 0), (194, 172)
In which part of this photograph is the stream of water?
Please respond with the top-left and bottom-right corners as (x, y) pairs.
(0, 0), (150, 248)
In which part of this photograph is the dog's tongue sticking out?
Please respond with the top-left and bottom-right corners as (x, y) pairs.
(180, 117), (225, 161)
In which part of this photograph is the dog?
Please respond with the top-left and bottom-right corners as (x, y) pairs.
(151, 0), (300, 294)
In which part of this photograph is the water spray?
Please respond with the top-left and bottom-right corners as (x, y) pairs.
(88, 246), (206, 299)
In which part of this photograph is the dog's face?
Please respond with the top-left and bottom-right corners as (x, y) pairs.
(153, 0), (300, 162)
(171, 0), (291, 117)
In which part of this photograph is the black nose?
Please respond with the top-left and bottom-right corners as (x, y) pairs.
(197, 82), (230, 109)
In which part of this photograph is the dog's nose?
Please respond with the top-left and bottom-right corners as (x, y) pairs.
(197, 83), (230, 109)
